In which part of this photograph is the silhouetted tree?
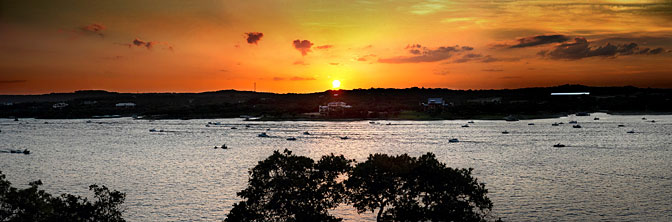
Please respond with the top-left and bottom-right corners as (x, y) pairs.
(0, 171), (126, 222)
(225, 149), (352, 222)
(346, 153), (493, 222)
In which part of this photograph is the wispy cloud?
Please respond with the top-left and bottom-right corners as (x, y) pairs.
(273, 76), (316, 81)
(315, 45), (333, 50)
(80, 23), (106, 37)
(0, 80), (27, 84)
(494, 34), (570, 48)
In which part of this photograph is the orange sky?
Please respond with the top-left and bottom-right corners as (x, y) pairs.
(1, 0), (671, 94)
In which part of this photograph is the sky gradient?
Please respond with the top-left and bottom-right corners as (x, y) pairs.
(1, 0), (671, 94)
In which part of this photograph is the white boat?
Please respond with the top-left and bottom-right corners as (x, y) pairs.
(258, 132), (269, 137)
(449, 138), (459, 143)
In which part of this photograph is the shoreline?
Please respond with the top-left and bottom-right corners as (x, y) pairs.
(5, 111), (671, 121)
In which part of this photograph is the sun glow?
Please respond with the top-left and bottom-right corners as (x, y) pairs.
(332, 80), (341, 88)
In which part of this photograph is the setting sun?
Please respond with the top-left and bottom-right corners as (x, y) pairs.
(332, 80), (341, 89)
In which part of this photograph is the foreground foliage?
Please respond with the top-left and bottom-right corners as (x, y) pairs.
(225, 149), (352, 222)
(0, 171), (125, 222)
(227, 150), (496, 222)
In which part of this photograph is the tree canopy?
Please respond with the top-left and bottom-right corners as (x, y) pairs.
(225, 149), (352, 222)
(0, 171), (125, 222)
(226, 150), (497, 222)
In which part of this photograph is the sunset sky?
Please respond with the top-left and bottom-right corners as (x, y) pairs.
(1, 0), (671, 94)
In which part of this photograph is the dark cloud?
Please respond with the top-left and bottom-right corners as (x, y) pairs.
(0, 80), (27, 84)
(245, 32), (263, 45)
(539, 37), (668, 60)
(500, 34), (570, 48)
(316, 45), (333, 49)
(273, 77), (285, 81)
(293, 39), (314, 56)
(123, 38), (173, 51)
(80, 23), (106, 37)
(451, 53), (519, 63)
(378, 44), (474, 63)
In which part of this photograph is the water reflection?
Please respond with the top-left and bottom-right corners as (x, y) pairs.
(0, 114), (670, 221)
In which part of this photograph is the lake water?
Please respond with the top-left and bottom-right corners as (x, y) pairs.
(1, 114), (671, 221)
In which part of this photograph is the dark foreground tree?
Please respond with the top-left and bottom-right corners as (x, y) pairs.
(0, 171), (125, 222)
(225, 149), (352, 222)
(346, 153), (493, 222)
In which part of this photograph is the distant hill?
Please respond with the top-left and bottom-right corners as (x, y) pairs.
(1, 85), (671, 120)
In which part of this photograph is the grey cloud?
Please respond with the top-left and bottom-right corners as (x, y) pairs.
(0, 80), (27, 84)
(540, 37), (668, 60)
(379, 44), (474, 63)
(245, 32), (264, 45)
(293, 39), (314, 56)
(507, 35), (570, 48)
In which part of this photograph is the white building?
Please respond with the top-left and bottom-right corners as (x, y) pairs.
(115, 102), (136, 107)
(319, 101), (352, 116)
(52, 102), (69, 109)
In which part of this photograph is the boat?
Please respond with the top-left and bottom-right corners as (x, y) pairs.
(618, 124), (625, 127)
(553, 143), (566, 148)
(642, 117), (647, 120)
(386, 123), (392, 125)
(231, 127), (238, 129)
(573, 125), (582, 128)
(528, 123), (535, 126)
(369, 121), (376, 124)
(568, 120), (578, 124)
(467, 121), (475, 124)
(287, 137), (297, 141)
(449, 138), (459, 143)
(221, 144), (228, 149)
(258, 132), (269, 137)
(86, 120), (92, 123)
(627, 130), (635, 134)
(594, 117), (600, 120)
(651, 120), (656, 123)
(149, 129), (157, 132)
(303, 131), (311, 135)
(558, 122), (564, 124)
(461, 124), (469, 128)
(501, 131), (510, 134)
(552, 123), (559, 126)
(340, 136), (349, 140)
